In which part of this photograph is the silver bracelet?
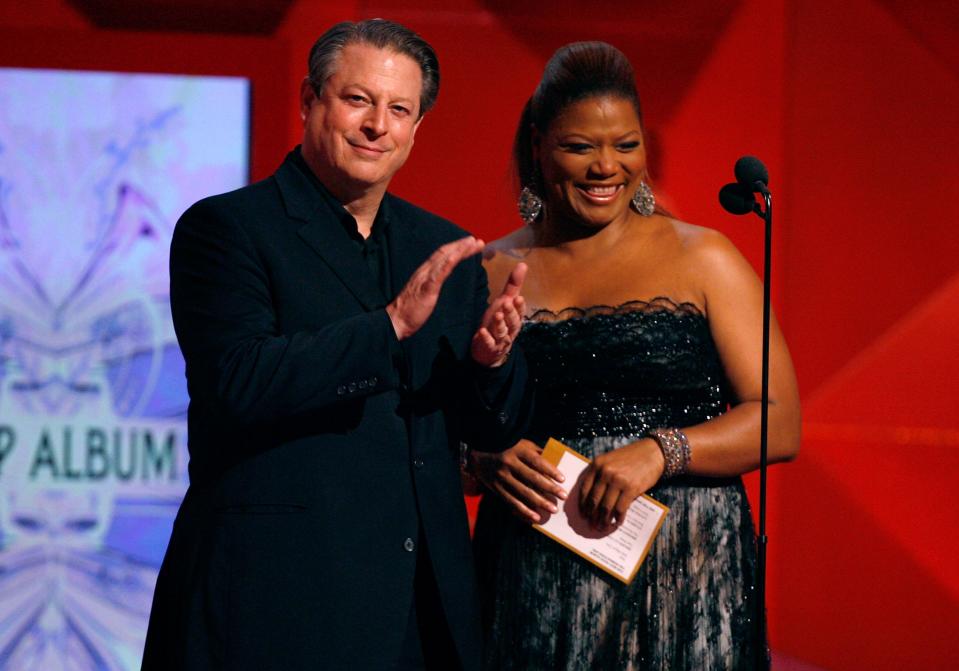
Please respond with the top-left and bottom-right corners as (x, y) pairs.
(646, 427), (691, 479)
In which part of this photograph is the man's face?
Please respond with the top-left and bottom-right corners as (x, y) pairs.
(300, 43), (424, 197)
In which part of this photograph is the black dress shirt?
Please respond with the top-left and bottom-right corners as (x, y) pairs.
(291, 147), (393, 303)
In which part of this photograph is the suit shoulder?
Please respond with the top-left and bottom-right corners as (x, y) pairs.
(185, 176), (277, 217)
(176, 176), (280, 234)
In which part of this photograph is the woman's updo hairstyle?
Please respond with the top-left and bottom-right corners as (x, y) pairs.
(514, 41), (644, 197)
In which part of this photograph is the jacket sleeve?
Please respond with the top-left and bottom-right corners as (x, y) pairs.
(170, 200), (402, 427)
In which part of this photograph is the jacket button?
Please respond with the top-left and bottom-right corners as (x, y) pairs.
(413, 459), (424, 469)
(403, 538), (415, 552)
(497, 411), (509, 425)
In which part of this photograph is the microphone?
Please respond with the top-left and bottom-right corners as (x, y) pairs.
(717, 153), (775, 668)
(734, 155), (770, 195)
(719, 182), (756, 216)
(719, 155), (771, 216)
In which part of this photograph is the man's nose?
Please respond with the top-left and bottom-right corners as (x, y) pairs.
(362, 105), (388, 137)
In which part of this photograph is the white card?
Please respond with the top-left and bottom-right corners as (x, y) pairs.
(534, 438), (669, 584)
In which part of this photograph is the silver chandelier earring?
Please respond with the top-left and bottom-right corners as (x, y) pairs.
(518, 186), (544, 224)
(631, 181), (656, 217)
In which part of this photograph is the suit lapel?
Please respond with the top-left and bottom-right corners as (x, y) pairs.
(384, 199), (442, 384)
(384, 198), (431, 302)
(295, 222), (386, 309)
(274, 154), (385, 310)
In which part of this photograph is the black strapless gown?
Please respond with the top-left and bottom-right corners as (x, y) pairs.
(473, 299), (764, 670)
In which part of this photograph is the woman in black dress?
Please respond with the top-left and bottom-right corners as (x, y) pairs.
(469, 41), (801, 670)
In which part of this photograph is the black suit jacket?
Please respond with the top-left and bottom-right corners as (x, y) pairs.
(142, 150), (529, 670)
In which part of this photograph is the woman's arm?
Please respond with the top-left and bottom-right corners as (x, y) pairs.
(678, 228), (801, 473)
(579, 229), (801, 528)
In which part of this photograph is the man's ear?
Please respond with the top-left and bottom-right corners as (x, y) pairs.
(410, 114), (425, 146)
(299, 77), (315, 122)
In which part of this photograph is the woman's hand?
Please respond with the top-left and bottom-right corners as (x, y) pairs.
(578, 438), (665, 530)
(471, 439), (566, 523)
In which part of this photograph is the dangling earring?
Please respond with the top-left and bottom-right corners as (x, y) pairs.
(518, 186), (544, 224)
(631, 181), (656, 217)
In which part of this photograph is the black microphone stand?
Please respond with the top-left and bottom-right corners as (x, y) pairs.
(753, 184), (772, 671)
(721, 161), (774, 669)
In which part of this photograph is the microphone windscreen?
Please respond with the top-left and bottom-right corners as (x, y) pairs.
(734, 155), (769, 187)
(719, 183), (756, 215)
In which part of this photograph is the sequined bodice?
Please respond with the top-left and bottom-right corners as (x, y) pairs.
(520, 298), (728, 441)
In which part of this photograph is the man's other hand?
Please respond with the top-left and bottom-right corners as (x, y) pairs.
(471, 262), (527, 368)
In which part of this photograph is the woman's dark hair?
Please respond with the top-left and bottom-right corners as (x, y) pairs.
(308, 19), (440, 117)
(514, 41), (645, 195)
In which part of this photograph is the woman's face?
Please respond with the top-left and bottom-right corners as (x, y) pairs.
(537, 95), (647, 229)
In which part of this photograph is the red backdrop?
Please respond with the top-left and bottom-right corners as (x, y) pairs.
(3, 1), (956, 668)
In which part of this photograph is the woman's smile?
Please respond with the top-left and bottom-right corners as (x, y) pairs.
(575, 183), (624, 204)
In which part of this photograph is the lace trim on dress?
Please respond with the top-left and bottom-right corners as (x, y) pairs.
(525, 296), (704, 323)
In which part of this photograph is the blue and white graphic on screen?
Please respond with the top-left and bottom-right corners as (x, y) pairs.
(0, 67), (249, 671)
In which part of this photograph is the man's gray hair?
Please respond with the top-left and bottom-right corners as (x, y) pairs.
(307, 18), (440, 117)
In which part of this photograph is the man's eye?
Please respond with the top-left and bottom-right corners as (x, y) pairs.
(347, 95), (367, 104)
(391, 105), (410, 116)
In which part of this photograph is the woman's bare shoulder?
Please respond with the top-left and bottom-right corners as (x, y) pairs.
(664, 218), (744, 267)
(663, 218), (761, 309)
(485, 226), (534, 255)
(482, 227), (534, 284)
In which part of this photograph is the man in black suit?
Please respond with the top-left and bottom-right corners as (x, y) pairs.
(142, 19), (530, 671)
